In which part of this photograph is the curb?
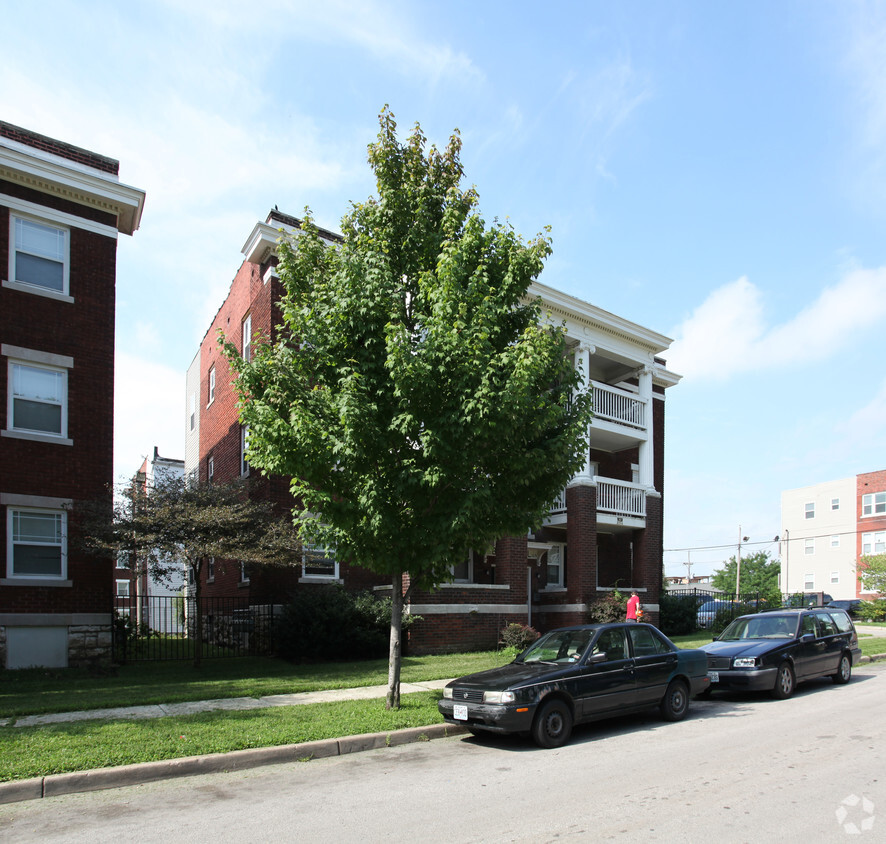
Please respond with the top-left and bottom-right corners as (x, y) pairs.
(0, 722), (468, 806)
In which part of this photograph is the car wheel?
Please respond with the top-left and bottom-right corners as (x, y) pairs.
(531, 699), (573, 749)
(660, 679), (690, 721)
(771, 661), (795, 699)
(832, 653), (852, 685)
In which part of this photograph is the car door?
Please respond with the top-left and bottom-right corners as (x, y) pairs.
(813, 611), (844, 676)
(794, 612), (826, 680)
(628, 625), (679, 704)
(579, 628), (636, 718)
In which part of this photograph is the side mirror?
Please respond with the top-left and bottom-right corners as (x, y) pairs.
(587, 652), (608, 665)
(800, 633), (815, 643)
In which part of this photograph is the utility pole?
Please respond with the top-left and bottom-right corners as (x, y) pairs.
(735, 527), (749, 601)
(684, 550), (693, 584)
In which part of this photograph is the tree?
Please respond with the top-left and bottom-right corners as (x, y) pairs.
(711, 550), (781, 603)
(858, 554), (886, 595)
(75, 475), (299, 666)
(225, 108), (592, 707)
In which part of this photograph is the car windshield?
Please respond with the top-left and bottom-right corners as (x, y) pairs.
(719, 615), (798, 641)
(520, 629), (594, 663)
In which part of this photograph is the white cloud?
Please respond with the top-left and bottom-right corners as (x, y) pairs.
(114, 353), (184, 483)
(669, 266), (886, 380)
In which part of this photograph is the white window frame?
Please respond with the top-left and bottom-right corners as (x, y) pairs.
(207, 557), (215, 582)
(300, 541), (340, 582)
(116, 579), (131, 597)
(189, 392), (196, 432)
(831, 498), (840, 511)
(208, 367), (216, 406)
(804, 573), (814, 590)
(804, 502), (815, 520)
(8, 213), (70, 296)
(862, 531), (885, 556)
(830, 571), (840, 585)
(4, 348), (73, 445)
(544, 544), (566, 590)
(242, 314), (252, 363)
(804, 538), (815, 555)
(240, 425), (250, 477)
(451, 551), (475, 584)
(862, 491), (886, 517)
(830, 535), (840, 548)
(207, 455), (214, 482)
(239, 560), (249, 583)
(7, 507), (67, 580)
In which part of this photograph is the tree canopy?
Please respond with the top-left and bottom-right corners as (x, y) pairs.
(711, 550), (781, 603)
(225, 108), (592, 705)
(858, 553), (886, 595)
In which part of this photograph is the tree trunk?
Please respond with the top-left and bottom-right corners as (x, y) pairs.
(386, 572), (404, 709)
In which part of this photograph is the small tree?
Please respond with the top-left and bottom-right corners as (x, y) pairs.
(711, 550), (781, 605)
(75, 475), (299, 666)
(225, 108), (592, 707)
(858, 554), (886, 596)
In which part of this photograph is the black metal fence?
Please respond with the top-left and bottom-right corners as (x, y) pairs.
(112, 595), (281, 662)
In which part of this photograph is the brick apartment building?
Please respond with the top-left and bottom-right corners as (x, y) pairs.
(0, 122), (145, 668)
(188, 209), (681, 654)
(780, 469), (886, 600)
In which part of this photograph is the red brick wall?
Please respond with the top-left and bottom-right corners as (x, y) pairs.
(0, 121), (119, 175)
(1, 188), (118, 614)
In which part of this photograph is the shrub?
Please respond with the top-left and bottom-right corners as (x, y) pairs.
(276, 586), (417, 661)
(587, 589), (627, 624)
(659, 593), (698, 636)
(499, 623), (538, 657)
(856, 599), (886, 623)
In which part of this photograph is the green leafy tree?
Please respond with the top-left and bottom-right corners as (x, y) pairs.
(75, 475), (299, 666)
(225, 108), (592, 707)
(858, 554), (886, 595)
(711, 550), (781, 604)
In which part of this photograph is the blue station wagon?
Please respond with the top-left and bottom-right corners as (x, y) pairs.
(438, 623), (710, 748)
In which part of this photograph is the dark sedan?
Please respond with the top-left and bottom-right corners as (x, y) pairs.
(438, 623), (710, 748)
(699, 608), (861, 699)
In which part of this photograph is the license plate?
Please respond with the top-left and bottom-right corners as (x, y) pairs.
(708, 671), (719, 683)
(453, 704), (468, 721)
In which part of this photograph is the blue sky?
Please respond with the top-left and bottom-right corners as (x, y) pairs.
(4, 0), (885, 578)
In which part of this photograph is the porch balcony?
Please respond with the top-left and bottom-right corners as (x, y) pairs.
(589, 380), (648, 451)
(544, 477), (647, 530)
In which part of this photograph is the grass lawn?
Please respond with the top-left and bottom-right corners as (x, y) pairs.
(0, 651), (512, 719)
(0, 691), (444, 782)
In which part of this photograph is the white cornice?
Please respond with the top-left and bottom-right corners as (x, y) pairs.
(0, 141), (145, 235)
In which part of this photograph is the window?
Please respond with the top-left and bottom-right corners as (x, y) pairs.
(302, 542), (339, 579)
(451, 551), (474, 583)
(116, 579), (131, 597)
(189, 392), (196, 431)
(862, 492), (886, 517)
(7, 508), (66, 579)
(804, 502), (814, 519)
(240, 425), (250, 477)
(804, 538), (815, 555)
(862, 531), (886, 555)
(545, 545), (565, 588)
(831, 498), (840, 511)
(10, 215), (68, 293)
(208, 367), (216, 405)
(239, 561), (249, 583)
(242, 314), (252, 363)
(831, 571), (840, 584)
(804, 573), (814, 590)
(207, 557), (215, 582)
(8, 361), (67, 437)
(207, 455), (214, 482)
(830, 535), (840, 548)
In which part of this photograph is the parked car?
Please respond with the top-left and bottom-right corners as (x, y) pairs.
(699, 608), (861, 700)
(438, 623), (710, 748)
(696, 600), (732, 628)
(828, 599), (862, 618)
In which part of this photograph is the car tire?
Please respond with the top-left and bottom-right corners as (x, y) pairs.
(531, 699), (573, 749)
(771, 661), (795, 699)
(832, 653), (852, 685)
(660, 679), (690, 721)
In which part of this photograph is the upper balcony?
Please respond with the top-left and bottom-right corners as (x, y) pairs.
(545, 476), (647, 531)
(589, 380), (648, 452)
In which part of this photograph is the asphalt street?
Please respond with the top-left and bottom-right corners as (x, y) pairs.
(2, 661), (884, 844)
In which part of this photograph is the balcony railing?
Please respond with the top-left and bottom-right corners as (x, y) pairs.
(596, 478), (646, 518)
(592, 381), (646, 430)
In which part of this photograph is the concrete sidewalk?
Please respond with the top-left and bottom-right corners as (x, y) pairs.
(0, 679), (452, 729)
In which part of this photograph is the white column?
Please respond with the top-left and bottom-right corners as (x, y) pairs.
(571, 344), (595, 485)
(637, 366), (654, 490)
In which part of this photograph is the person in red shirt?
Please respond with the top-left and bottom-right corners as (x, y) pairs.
(626, 590), (640, 622)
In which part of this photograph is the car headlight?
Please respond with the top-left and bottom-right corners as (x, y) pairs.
(733, 657), (759, 669)
(442, 687), (453, 699)
(483, 691), (516, 704)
